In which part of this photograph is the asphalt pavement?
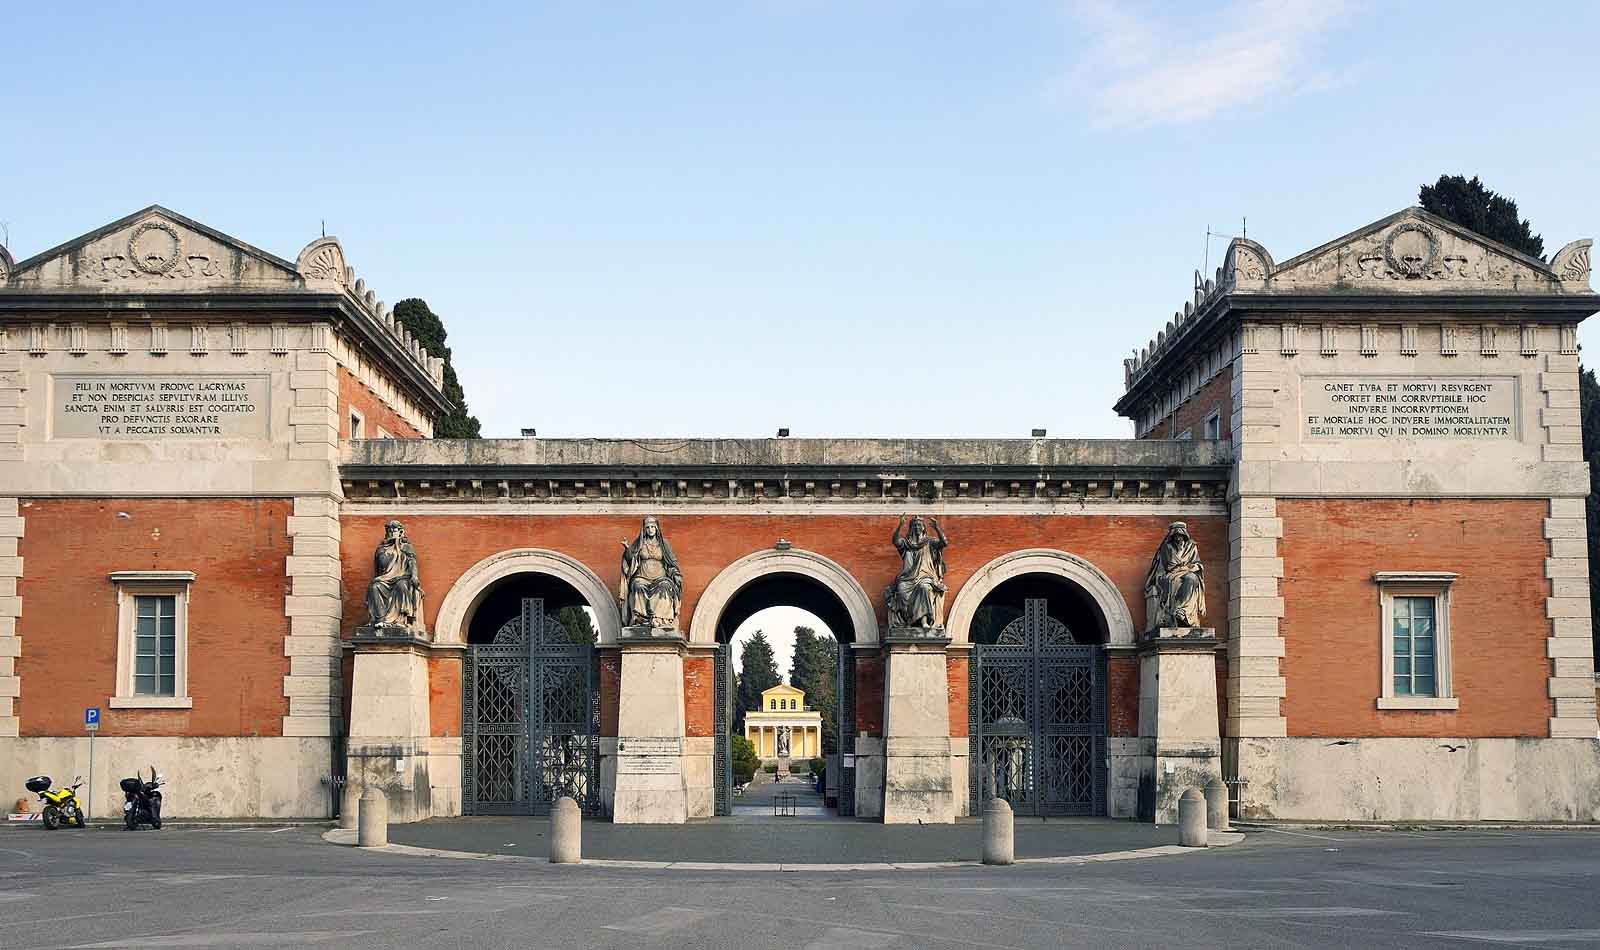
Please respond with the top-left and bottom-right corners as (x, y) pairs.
(1, 823), (1599, 949)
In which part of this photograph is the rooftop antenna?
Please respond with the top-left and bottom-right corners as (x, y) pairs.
(1203, 222), (1241, 275)
(321, 219), (326, 238)
(0, 221), (9, 252)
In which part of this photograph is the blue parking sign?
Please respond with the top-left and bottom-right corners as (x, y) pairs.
(85, 707), (100, 730)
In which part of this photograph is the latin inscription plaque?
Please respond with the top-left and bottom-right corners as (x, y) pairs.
(616, 736), (682, 775)
(53, 374), (270, 439)
(1302, 375), (1517, 440)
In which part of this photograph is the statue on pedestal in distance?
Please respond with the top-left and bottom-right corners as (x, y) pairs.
(1144, 521), (1206, 628)
(619, 515), (683, 630)
(365, 520), (425, 636)
(885, 514), (949, 630)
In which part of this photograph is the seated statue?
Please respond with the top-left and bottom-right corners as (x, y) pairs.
(1144, 521), (1206, 628)
(619, 516), (683, 630)
(366, 520), (425, 635)
(885, 514), (949, 630)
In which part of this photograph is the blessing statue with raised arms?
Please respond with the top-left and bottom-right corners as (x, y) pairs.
(885, 514), (949, 630)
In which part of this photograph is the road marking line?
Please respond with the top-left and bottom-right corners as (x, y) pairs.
(1260, 828), (1346, 841)
(1194, 906), (1408, 918)
(802, 927), (902, 949)
(602, 906), (716, 935)
(1425, 930), (1600, 944)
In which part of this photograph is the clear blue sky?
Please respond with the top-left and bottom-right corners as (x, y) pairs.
(7, 2), (1600, 438)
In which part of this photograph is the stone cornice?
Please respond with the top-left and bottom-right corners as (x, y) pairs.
(339, 438), (1233, 505)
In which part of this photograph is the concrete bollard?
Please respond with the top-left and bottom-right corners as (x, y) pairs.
(1204, 777), (1229, 832)
(1178, 788), (1207, 848)
(982, 797), (1015, 866)
(357, 788), (388, 849)
(550, 796), (582, 864)
(339, 782), (360, 831)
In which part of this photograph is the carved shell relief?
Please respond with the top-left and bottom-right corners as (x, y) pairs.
(1230, 247), (1266, 282)
(301, 243), (347, 284)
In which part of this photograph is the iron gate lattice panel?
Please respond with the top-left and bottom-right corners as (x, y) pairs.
(969, 598), (1106, 816)
(463, 598), (601, 817)
(713, 641), (733, 816)
(837, 647), (856, 817)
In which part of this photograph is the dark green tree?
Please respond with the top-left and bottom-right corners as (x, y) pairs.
(555, 605), (596, 644)
(1582, 368), (1600, 659)
(392, 297), (482, 439)
(731, 734), (761, 786)
(1418, 175), (1545, 259)
(789, 626), (840, 754)
(734, 630), (781, 733)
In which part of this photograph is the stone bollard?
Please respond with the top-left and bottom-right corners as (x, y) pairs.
(339, 782), (359, 831)
(1204, 777), (1229, 832)
(982, 797), (1015, 866)
(357, 788), (388, 849)
(1178, 788), (1207, 848)
(550, 796), (582, 864)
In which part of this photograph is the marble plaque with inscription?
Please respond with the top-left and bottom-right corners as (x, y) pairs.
(616, 736), (683, 774)
(1303, 375), (1517, 441)
(53, 374), (270, 439)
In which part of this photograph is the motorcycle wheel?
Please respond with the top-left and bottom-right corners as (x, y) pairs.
(42, 805), (59, 830)
(150, 801), (161, 830)
(75, 807), (88, 828)
(124, 808), (137, 831)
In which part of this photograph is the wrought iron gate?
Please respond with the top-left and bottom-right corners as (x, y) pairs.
(713, 641), (733, 816)
(969, 598), (1106, 816)
(837, 646), (856, 817)
(463, 597), (601, 816)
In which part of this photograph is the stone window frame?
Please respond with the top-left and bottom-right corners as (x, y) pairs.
(109, 571), (196, 710)
(349, 406), (366, 440)
(1203, 408), (1222, 440)
(1374, 571), (1458, 711)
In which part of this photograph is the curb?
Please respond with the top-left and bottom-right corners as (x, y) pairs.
(3, 819), (332, 832)
(1236, 821), (1600, 833)
(321, 827), (1246, 870)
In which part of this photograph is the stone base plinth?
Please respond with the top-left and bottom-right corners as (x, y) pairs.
(613, 630), (689, 824)
(882, 629), (955, 824)
(1138, 627), (1222, 825)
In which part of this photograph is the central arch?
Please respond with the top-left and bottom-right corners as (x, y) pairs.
(689, 548), (879, 647)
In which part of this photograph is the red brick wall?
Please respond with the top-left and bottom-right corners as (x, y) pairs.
(429, 655), (462, 738)
(855, 654), (884, 736)
(338, 512), (1227, 743)
(1141, 370), (1232, 441)
(16, 498), (291, 737)
(947, 655), (968, 738)
(339, 368), (424, 441)
(1279, 498), (1550, 738)
(1107, 655), (1139, 737)
(684, 655), (714, 738)
(598, 651), (620, 737)
(338, 513), (1227, 644)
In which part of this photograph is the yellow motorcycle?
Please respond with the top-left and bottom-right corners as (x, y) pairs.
(25, 775), (87, 829)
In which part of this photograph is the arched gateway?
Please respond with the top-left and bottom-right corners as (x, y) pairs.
(9, 206), (1590, 827)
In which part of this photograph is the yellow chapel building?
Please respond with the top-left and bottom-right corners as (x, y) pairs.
(744, 684), (822, 761)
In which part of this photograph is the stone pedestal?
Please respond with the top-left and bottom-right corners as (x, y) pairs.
(1137, 626), (1223, 825)
(346, 632), (446, 824)
(612, 627), (689, 824)
(881, 628), (956, 824)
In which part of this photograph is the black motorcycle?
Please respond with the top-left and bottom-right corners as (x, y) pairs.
(120, 766), (163, 830)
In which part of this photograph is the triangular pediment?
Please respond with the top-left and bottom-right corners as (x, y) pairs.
(5, 205), (303, 290)
(1260, 208), (1567, 293)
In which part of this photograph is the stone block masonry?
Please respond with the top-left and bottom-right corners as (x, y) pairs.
(285, 496), (343, 737)
(0, 496), (21, 737)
